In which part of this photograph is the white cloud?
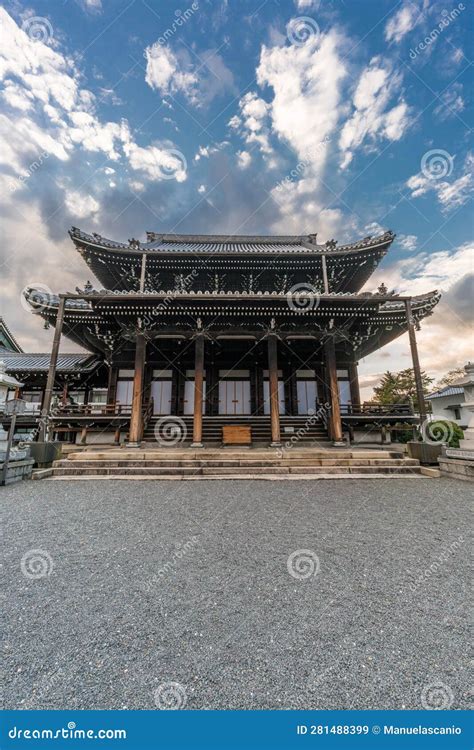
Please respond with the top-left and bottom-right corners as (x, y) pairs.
(384, 1), (423, 44)
(359, 242), (473, 389)
(397, 234), (417, 251)
(197, 184), (206, 193)
(339, 58), (411, 169)
(124, 141), (187, 182)
(256, 30), (346, 165)
(367, 242), (472, 296)
(64, 190), (100, 218)
(294, 0), (320, 9)
(230, 92), (272, 155)
(406, 152), (474, 212)
(229, 29), (349, 236)
(144, 44), (197, 100)
(144, 43), (236, 107)
(236, 150), (251, 169)
(0, 9), (187, 189)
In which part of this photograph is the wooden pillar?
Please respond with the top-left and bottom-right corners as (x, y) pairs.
(61, 381), (68, 406)
(107, 366), (118, 405)
(40, 296), (66, 441)
(267, 334), (281, 446)
(324, 336), (344, 445)
(191, 334), (204, 447)
(127, 332), (146, 446)
(348, 360), (361, 409)
(405, 299), (426, 427)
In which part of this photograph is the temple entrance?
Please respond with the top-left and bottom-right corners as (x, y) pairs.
(296, 370), (319, 415)
(183, 371), (206, 415)
(116, 371), (134, 408)
(218, 380), (251, 415)
(150, 370), (173, 414)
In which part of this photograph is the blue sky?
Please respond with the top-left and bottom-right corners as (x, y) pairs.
(1, 0), (472, 393)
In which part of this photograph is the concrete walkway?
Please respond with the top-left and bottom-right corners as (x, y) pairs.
(3, 477), (472, 709)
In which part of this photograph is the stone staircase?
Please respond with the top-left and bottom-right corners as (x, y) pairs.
(47, 447), (425, 480)
(143, 415), (331, 446)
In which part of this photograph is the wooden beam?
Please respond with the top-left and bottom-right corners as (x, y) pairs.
(127, 332), (146, 446)
(324, 336), (344, 445)
(40, 296), (66, 441)
(405, 299), (426, 427)
(191, 334), (205, 447)
(139, 253), (147, 292)
(321, 254), (329, 294)
(267, 334), (281, 446)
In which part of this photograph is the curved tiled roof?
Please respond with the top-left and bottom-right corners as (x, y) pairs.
(0, 347), (99, 373)
(69, 226), (395, 256)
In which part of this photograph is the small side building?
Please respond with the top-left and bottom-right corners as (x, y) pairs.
(427, 381), (470, 429)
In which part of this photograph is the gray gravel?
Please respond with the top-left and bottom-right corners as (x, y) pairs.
(2, 477), (472, 710)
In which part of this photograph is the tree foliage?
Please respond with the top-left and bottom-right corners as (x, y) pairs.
(372, 368), (434, 409)
(435, 367), (465, 390)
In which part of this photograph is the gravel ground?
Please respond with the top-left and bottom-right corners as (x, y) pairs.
(3, 477), (472, 710)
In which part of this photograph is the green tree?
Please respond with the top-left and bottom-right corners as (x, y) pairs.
(435, 367), (465, 390)
(372, 368), (434, 410)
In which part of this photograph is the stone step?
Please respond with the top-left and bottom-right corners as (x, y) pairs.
(47, 473), (427, 481)
(62, 449), (405, 461)
(53, 457), (418, 468)
(51, 464), (422, 477)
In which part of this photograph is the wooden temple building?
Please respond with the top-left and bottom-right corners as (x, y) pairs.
(7, 227), (440, 448)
